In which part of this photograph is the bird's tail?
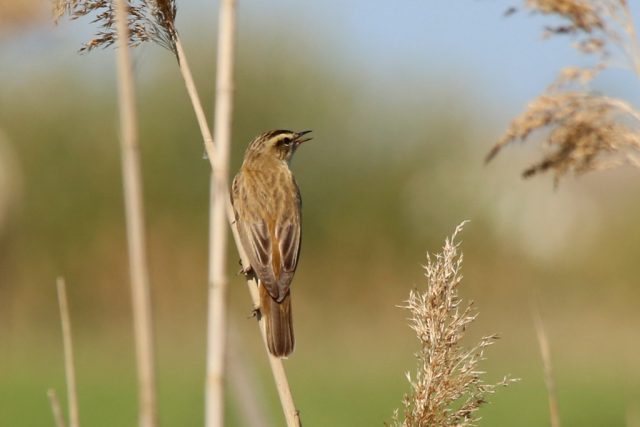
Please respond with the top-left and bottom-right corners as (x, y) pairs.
(260, 285), (294, 358)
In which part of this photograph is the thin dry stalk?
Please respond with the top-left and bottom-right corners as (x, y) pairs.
(533, 308), (561, 427)
(113, 0), (157, 426)
(391, 222), (514, 427)
(174, 38), (217, 163)
(206, 172), (228, 427)
(55, 277), (80, 427)
(227, 323), (270, 427)
(205, 0), (236, 426)
(619, 3), (640, 77)
(266, 353), (301, 427)
(47, 389), (67, 427)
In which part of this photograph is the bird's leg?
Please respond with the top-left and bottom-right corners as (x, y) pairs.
(238, 259), (254, 278)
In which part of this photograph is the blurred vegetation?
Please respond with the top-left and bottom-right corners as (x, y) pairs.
(0, 0), (47, 38)
(1, 20), (640, 426)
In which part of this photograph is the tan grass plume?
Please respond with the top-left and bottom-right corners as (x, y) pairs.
(390, 222), (515, 427)
(487, 0), (640, 184)
(53, 0), (177, 53)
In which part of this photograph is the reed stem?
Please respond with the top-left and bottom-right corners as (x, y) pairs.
(113, 1), (158, 425)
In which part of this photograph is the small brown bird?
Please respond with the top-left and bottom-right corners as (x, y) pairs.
(231, 129), (311, 358)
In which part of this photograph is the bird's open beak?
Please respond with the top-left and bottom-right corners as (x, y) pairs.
(294, 130), (313, 145)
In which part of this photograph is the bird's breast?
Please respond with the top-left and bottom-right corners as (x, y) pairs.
(240, 165), (298, 216)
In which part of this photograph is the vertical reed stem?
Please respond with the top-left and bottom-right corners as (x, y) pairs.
(56, 278), (80, 427)
(205, 0), (236, 426)
(533, 308), (561, 427)
(620, 2), (640, 78)
(113, 1), (157, 426)
(227, 323), (270, 427)
(175, 37), (217, 163)
(47, 389), (68, 427)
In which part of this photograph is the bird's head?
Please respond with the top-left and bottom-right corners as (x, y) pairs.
(246, 129), (312, 163)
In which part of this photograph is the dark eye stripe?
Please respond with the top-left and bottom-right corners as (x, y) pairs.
(276, 137), (292, 146)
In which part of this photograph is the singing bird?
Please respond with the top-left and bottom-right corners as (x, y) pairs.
(231, 129), (311, 357)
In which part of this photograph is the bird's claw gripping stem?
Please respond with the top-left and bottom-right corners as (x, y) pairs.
(238, 260), (254, 278)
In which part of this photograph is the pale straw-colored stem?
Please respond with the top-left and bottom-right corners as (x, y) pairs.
(55, 278), (80, 427)
(172, 13), (300, 427)
(533, 308), (561, 427)
(205, 0), (235, 425)
(113, 1), (157, 426)
(227, 322), (270, 427)
(206, 170), (229, 427)
(620, 2), (640, 78)
(264, 329), (301, 426)
(47, 389), (67, 427)
(175, 37), (217, 164)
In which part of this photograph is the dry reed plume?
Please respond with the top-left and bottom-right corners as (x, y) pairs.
(487, 0), (640, 184)
(53, 0), (177, 52)
(391, 222), (514, 427)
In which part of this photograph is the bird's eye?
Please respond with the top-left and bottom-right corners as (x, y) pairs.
(277, 137), (292, 146)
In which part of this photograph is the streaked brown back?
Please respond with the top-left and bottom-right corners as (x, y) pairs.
(231, 157), (301, 302)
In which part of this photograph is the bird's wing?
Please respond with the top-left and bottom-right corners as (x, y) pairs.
(232, 174), (301, 302)
(240, 217), (279, 289)
(273, 213), (301, 300)
(231, 175), (278, 289)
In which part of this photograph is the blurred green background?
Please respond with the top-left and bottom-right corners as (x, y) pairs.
(1, 1), (640, 426)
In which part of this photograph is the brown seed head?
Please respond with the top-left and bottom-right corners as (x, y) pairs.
(490, 0), (640, 183)
(53, 0), (177, 53)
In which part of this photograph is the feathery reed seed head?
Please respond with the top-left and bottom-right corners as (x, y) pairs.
(390, 222), (515, 427)
(488, 0), (640, 183)
(487, 92), (640, 184)
(53, 0), (177, 53)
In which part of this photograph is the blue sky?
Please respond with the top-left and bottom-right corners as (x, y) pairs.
(229, 0), (640, 108)
(2, 0), (640, 115)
